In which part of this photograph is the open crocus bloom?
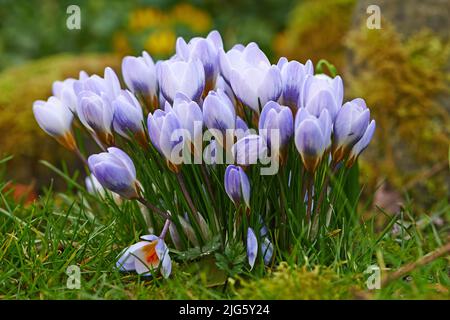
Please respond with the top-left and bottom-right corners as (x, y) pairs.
(116, 235), (172, 278)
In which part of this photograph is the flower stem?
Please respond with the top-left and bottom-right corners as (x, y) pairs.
(137, 197), (171, 221)
(306, 176), (314, 223)
(74, 147), (89, 167)
(176, 172), (197, 215)
(159, 219), (171, 239)
(314, 161), (339, 218)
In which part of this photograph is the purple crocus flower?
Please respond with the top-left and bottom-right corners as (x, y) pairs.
(224, 165), (251, 208)
(88, 147), (139, 199)
(258, 101), (294, 153)
(52, 78), (78, 113)
(33, 96), (77, 150)
(121, 51), (158, 111)
(301, 73), (343, 121)
(112, 90), (146, 143)
(77, 90), (115, 146)
(247, 227), (258, 270)
(346, 120), (376, 167)
(332, 98), (371, 163)
(158, 58), (205, 104)
(232, 134), (268, 166)
(147, 103), (184, 169)
(203, 89), (236, 148)
(221, 42), (282, 113)
(171, 93), (203, 147)
(294, 108), (332, 172)
(277, 57), (313, 112)
(176, 30), (223, 94)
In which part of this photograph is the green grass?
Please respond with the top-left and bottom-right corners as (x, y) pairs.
(0, 160), (448, 299)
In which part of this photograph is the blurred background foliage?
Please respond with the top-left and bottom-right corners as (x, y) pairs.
(0, 0), (448, 211)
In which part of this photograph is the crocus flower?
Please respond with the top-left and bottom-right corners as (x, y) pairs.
(332, 98), (371, 163)
(346, 120), (376, 167)
(147, 103), (184, 170)
(261, 237), (274, 265)
(122, 51), (158, 111)
(33, 96), (77, 151)
(277, 57), (313, 112)
(235, 116), (250, 141)
(203, 89), (236, 148)
(224, 165), (251, 208)
(171, 93), (203, 149)
(301, 73), (343, 121)
(294, 108), (332, 172)
(215, 75), (237, 106)
(232, 134), (268, 166)
(158, 58), (205, 104)
(176, 30), (223, 94)
(226, 43), (282, 113)
(258, 101), (293, 154)
(85, 174), (121, 204)
(116, 234), (172, 278)
(75, 67), (121, 100)
(112, 90), (146, 145)
(88, 147), (139, 199)
(218, 43), (245, 85)
(52, 78), (78, 113)
(247, 227), (258, 270)
(77, 91), (115, 146)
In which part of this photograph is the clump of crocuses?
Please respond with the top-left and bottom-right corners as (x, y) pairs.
(33, 30), (375, 278)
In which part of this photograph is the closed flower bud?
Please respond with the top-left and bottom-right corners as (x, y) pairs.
(77, 91), (115, 146)
(122, 51), (158, 112)
(203, 89), (236, 149)
(259, 101), (293, 155)
(332, 98), (371, 163)
(176, 30), (223, 95)
(52, 78), (78, 113)
(33, 96), (76, 150)
(112, 90), (146, 145)
(147, 103), (184, 171)
(347, 120), (376, 167)
(232, 134), (268, 166)
(294, 108), (332, 172)
(158, 58), (205, 104)
(224, 165), (251, 208)
(88, 147), (139, 199)
(227, 43), (282, 113)
(277, 57), (313, 112)
(301, 74), (343, 121)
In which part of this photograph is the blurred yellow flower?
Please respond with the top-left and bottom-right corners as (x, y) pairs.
(144, 29), (176, 56)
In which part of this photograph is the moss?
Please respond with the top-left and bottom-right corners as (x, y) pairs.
(274, 0), (357, 68)
(345, 21), (450, 207)
(0, 54), (121, 185)
(232, 263), (355, 299)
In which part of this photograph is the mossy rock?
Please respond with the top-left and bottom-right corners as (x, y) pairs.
(0, 53), (121, 188)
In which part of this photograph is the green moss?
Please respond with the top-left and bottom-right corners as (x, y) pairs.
(274, 0), (357, 68)
(0, 54), (121, 185)
(345, 22), (450, 207)
(232, 263), (355, 299)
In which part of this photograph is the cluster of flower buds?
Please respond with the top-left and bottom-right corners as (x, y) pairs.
(33, 30), (375, 276)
